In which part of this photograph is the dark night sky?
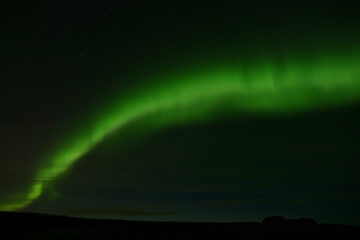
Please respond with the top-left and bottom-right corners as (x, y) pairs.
(1, 0), (360, 224)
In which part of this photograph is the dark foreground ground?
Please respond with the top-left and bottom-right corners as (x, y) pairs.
(1, 212), (359, 239)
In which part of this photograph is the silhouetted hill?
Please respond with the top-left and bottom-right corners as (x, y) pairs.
(1, 212), (359, 239)
(262, 216), (318, 225)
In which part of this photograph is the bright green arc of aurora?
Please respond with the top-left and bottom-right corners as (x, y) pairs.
(2, 52), (360, 211)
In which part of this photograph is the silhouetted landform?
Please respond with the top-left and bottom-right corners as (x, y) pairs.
(1, 212), (359, 239)
(262, 216), (318, 225)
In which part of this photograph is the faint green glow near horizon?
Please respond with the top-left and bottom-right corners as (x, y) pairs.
(1, 51), (360, 211)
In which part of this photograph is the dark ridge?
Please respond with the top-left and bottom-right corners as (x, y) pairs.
(262, 216), (318, 225)
(1, 212), (359, 239)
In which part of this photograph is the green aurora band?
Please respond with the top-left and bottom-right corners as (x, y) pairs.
(2, 51), (360, 211)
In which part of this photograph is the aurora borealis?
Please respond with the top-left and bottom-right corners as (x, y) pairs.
(3, 50), (360, 211)
(1, 0), (360, 224)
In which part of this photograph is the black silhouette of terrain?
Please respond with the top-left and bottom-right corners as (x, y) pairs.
(1, 212), (359, 239)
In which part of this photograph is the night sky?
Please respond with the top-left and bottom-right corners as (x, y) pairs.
(1, 0), (360, 224)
